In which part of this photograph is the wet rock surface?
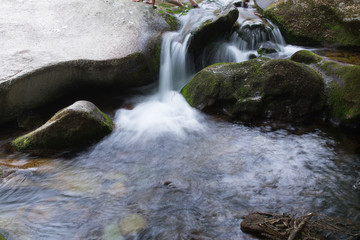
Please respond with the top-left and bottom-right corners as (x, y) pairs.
(182, 58), (325, 122)
(256, 0), (360, 47)
(317, 61), (360, 128)
(10, 100), (114, 154)
(187, 5), (239, 67)
(0, 0), (169, 124)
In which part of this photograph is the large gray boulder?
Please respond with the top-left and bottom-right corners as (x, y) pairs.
(11, 100), (114, 154)
(181, 58), (326, 122)
(0, 0), (169, 124)
(255, 0), (360, 47)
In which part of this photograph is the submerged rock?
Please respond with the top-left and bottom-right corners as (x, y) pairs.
(182, 58), (325, 122)
(0, 0), (170, 124)
(11, 101), (113, 154)
(257, 0), (360, 47)
(102, 222), (124, 240)
(119, 214), (147, 235)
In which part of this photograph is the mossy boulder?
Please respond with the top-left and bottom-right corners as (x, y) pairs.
(317, 61), (360, 127)
(11, 100), (114, 154)
(290, 50), (323, 64)
(182, 58), (325, 122)
(260, 0), (360, 47)
(187, 6), (239, 61)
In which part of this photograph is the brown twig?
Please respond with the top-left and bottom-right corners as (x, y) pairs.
(287, 213), (313, 240)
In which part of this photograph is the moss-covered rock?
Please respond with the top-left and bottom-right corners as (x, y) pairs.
(182, 58), (326, 122)
(290, 50), (322, 64)
(317, 61), (360, 127)
(158, 11), (180, 31)
(11, 100), (114, 154)
(261, 0), (360, 47)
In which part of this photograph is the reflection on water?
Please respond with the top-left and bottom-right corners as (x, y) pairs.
(1, 104), (359, 239)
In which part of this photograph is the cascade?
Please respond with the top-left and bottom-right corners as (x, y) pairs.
(113, 2), (294, 142)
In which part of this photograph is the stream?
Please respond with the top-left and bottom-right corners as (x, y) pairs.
(0, 0), (360, 239)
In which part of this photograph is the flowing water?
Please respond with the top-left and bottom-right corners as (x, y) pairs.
(0, 1), (360, 239)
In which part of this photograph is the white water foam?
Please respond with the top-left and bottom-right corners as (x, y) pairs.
(114, 92), (204, 142)
(112, 20), (205, 143)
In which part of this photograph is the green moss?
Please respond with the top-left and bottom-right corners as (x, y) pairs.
(11, 132), (34, 152)
(264, 0), (360, 47)
(143, 41), (161, 75)
(328, 81), (351, 119)
(325, 63), (360, 123)
(0, 233), (6, 240)
(290, 50), (322, 64)
(97, 108), (114, 132)
(331, 24), (360, 46)
(157, 11), (179, 31)
(181, 85), (193, 106)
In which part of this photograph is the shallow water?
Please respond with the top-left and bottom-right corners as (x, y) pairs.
(1, 92), (359, 239)
(1, 0), (360, 239)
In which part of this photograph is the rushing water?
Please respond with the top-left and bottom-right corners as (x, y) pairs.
(0, 1), (360, 240)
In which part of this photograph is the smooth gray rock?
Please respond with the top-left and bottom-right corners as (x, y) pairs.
(0, 0), (169, 124)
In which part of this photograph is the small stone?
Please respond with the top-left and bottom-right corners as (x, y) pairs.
(105, 182), (126, 196)
(102, 222), (124, 240)
(119, 214), (147, 235)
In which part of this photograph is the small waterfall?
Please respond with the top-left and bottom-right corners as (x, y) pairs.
(199, 11), (288, 67)
(110, 15), (206, 142)
(159, 32), (192, 99)
(111, 3), (296, 142)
